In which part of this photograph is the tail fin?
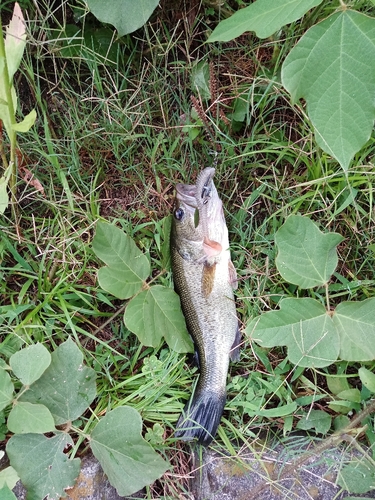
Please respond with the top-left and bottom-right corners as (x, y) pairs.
(175, 389), (226, 446)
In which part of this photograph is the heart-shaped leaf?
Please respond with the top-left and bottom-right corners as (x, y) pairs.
(296, 409), (332, 435)
(358, 366), (375, 393)
(90, 406), (169, 496)
(7, 433), (80, 500)
(282, 10), (375, 170)
(10, 342), (51, 386)
(0, 486), (17, 500)
(333, 298), (375, 361)
(0, 368), (14, 411)
(124, 285), (193, 352)
(19, 337), (96, 425)
(275, 215), (343, 288)
(247, 298), (339, 368)
(7, 402), (55, 434)
(0, 465), (19, 490)
(208, 0), (323, 42)
(337, 459), (375, 494)
(92, 221), (150, 299)
(86, 0), (159, 36)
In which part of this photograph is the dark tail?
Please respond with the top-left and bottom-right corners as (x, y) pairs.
(175, 389), (226, 446)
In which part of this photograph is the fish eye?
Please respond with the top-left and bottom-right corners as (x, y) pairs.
(174, 207), (184, 220)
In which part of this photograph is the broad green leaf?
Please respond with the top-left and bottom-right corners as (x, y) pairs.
(7, 402), (55, 434)
(192, 61), (211, 100)
(92, 221), (150, 299)
(0, 486), (17, 500)
(337, 460), (375, 494)
(275, 215), (343, 288)
(0, 86), (17, 140)
(333, 415), (350, 431)
(7, 433), (80, 500)
(247, 298), (339, 368)
(0, 165), (12, 215)
(333, 298), (375, 361)
(90, 407), (169, 496)
(86, 0), (160, 37)
(12, 108), (36, 132)
(0, 466), (19, 490)
(358, 367), (375, 393)
(207, 0), (323, 42)
(19, 337), (96, 425)
(0, 368), (14, 411)
(9, 342), (51, 386)
(257, 402), (297, 417)
(326, 375), (350, 395)
(0, 3), (24, 139)
(124, 285), (193, 353)
(296, 409), (332, 435)
(336, 389), (361, 403)
(282, 10), (375, 170)
(5, 3), (26, 81)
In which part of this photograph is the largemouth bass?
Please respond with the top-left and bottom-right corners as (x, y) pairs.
(171, 167), (240, 446)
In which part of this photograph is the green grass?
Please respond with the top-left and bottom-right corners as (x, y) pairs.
(1, 0), (375, 497)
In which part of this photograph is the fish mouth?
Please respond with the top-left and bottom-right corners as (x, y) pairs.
(196, 167), (216, 207)
(175, 183), (197, 209)
(176, 168), (217, 209)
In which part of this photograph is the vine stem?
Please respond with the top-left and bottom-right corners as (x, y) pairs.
(325, 282), (330, 313)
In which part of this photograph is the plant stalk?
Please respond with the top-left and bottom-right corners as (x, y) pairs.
(0, 13), (18, 219)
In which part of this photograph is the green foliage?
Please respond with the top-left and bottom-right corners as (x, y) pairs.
(296, 409), (332, 435)
(207, 0), (323, 41)
(275, 216), (343, 288)
(90, 406), (169, 496)
(248, 297), (340, 368)
(208, 0), (375, 171)
(124, 285), (193, 352)
(7, 402), (55, 434)
(0, 3), (36, 214)
(0, 486), (17, 500)
(19, 338), (97, 424)
(282, 10), (375, 170)
(86, 0), (160, 36)
(247, 216), (375, 366)
(9, 342), (51, 386)
(359, 367), (375, 393)
(1, 339), (169, 498)
(92, 221), (193, 353)
(338, 459), (375, 494)
(93, 220), (150, 299)
(7, 433), (81, 500)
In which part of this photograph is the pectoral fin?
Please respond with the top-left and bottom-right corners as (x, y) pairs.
(202, 262), (216, 298)
(203, 237), (222, 257)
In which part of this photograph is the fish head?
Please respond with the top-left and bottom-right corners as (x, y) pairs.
(172, 168), (228, 262)
(173, 182), (202, 237)
(195, 168), (228, 256)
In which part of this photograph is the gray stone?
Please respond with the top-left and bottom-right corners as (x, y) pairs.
(3, 435), (375, 499)
(190, 434), (375, 500)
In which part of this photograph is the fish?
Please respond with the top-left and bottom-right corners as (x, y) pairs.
(171, 167), (240, 446)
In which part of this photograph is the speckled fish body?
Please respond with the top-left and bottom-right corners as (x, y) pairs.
(171, 167), (239, 446)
